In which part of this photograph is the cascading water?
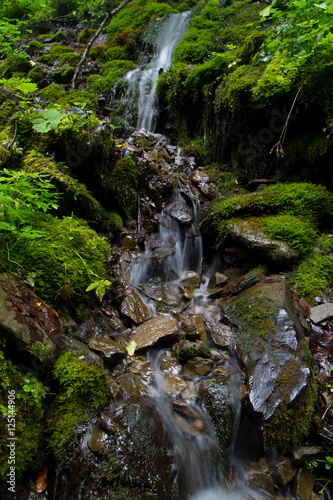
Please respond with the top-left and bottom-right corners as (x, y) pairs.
(121, 11), (191, 132)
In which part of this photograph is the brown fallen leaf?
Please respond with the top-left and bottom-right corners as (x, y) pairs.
(36, 466), (48, 493)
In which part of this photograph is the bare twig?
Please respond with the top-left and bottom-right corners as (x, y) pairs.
(71, 0), (132, 89)
(270, 83), (304, 157)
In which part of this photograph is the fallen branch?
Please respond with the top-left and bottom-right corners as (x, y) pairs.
(71, 0), (132, 89)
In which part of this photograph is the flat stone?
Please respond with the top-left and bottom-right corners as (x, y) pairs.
(310, 303), (333, 324)
(120, 287), (153, 324)
(173, 414), (202, 436)
(163, 374), (187, 397)
(160, 355), (182, 375)
(108, 376), (123, 401)
(118, 372), (150, 397)
(181, 380), (197, 399)
(172, 339), (211, 362)
(184, 357), (213, 377)
(88, 333), (126, 365)
(205, 320), (237, 349)
(172, 399), (201, 420)
(133, 316), (179, 350)
(292, 446), (324, 464)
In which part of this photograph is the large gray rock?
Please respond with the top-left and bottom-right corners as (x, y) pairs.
(164, 195), (194, 225)
(227, 220), (299, 267)
(310, 302), (333, 324)
(133, 316), (179, 350)
(222, 276), (311, 420)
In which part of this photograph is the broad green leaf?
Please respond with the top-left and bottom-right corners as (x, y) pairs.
(32, 119), (51, 133)
(43, 108), (62, 127)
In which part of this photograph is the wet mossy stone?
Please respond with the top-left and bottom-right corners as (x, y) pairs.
(173, 339), (211, 362)
(222, 276), (316, 448)
(23, 150), (122, 233)
(197, 376), (239, 452)
(0, 349), (47, 484)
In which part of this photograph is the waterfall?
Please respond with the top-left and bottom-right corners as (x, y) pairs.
(121, 12), (191, 133)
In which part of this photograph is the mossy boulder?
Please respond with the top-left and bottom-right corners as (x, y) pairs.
(23, 150), (123, 233)
(222, 275), (316, 448)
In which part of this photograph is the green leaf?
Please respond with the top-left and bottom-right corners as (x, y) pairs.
(126, 341), (137, 356)
(43, 108), (62, 127)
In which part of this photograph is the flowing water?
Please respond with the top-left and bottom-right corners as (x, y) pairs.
(120, 11), (191, 132)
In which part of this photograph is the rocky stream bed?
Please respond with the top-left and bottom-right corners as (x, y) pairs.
(1, 130), (332, 499)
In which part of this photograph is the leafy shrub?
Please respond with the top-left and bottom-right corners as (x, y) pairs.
(87, 60), (136, 94)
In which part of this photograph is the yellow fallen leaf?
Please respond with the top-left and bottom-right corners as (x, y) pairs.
(126, 341), (137, 356)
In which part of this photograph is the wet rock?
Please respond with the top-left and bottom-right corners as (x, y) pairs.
(226, 220), (299, 267)
(207, 272), (229, 290)
(160, 354), (182, 375)
(204, 319), (237, 349)
(222, 276), (311, 420)
(110, 398), (179, 497)
(310, 303), (333, 324)
(248, 471), (275, 496)
(191, 170), (218, 199)
(182, 314), (207, 343)
(145, 232), (177, 250)
(0, 274), (61, 357)
(108, 375), (123, 401)
(120, 233), (136, 249)
(59, 336), (103, 366)
(98, 414), (118, 434)
(292, 468), (315, 500)
(120, 287), (153, 324)
(292, 446), (324, 464)
(112, 250), (132, 285)
(273, 457), (297, 485)
(180, 270), (200, 287)
(173, 414), (202, 436)
(218, 266), (267, 301)
(163, 374), (187, 397)
(152, 282), (182, 307)
(164, 195), (194, 225)
(88, 333), (126, 366)
(88, 425), (106, 453)
(118, 372), (150, 396)
(128, 358), (155, 383)
(184, 357), (214, 377)
(172, 339), (211, 362)
(197, 377), (239, 451)
(181, 380), (197, 399)
(133, 316), (179, 350)
(172, 399), (201, 420)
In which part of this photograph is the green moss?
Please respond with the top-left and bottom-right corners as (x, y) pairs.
(260, 215), (317, 257)
(87, 60), (136, 94)
(294, 253), (333, 303)
(107, 155), (142, 218)
(0, 100), (16, 126)
(48, 349), (108, 465)
(0, 212), (110, 307)
(26, 40), (45, 55)
(27, 65), (47, 84)
(38, 44), (75, 65)
(229, 297), (276, 343)
(264, 342), (317, 449)
(0, 350), (47, 483)
(0, 53), (32, 78)
(202, 183), (333, 248)
(23, 150), (122, 233)
(40, 83), (66, 101)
